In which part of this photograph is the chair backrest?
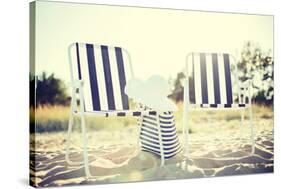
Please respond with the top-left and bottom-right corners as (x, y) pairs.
(185, 53), (238, 106)
(68, 42), (134, 112)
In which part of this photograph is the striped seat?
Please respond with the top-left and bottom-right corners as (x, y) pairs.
(76, 109), (157, 117)
(139, 107), (181, 159)
(190, 104), (248, 108)
(187, 53), (246, 108)
(70, 42), (155, 116)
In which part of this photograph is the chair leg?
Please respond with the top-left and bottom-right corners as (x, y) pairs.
(65, 111), (74, 164)
(239, 109), (245, 144)
(80, 114), (92, 178)
(156, 113), (165, 166)
(65, 103), (83, 166)
(183, 110), (189, 158)
(249, 106), (255, 155)
(137, 114), (144, 149)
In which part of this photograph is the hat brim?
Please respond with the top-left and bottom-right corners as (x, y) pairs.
(140, 97), (178, 112)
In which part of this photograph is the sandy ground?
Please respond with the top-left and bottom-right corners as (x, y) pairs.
(30, 116), (273, 187)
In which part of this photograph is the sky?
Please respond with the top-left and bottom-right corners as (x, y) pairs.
(34, 0), (273, 83)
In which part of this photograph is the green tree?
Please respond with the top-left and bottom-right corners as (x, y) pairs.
(238, 41), (273, 105)
(169, 72), (184, 102)
(34, 72), (69, 106)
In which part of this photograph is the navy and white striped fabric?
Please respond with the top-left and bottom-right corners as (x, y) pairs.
(139, 108), (181, 159)
(74, 109), (158, 117)
(70, 43), (132, 112)
(188, 53), (245, 108)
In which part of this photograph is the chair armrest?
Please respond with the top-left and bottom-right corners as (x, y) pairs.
(68, 80), (84, 112)
(68, 80), (84, 89)
(239, 79), (252, 90)
(238, 79), (252, 104)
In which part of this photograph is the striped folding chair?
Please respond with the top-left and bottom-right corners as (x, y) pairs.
(183, 52), (255, 157)
(66, 42), (178, 178)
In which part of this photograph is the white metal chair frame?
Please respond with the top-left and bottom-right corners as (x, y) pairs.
(182, 52), (255, 158)
(65, 43), (168, 178)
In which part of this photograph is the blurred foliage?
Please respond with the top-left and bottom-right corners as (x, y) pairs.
(30, 72), (69, 107)
(238, 41), (273, 105)
(168, 72), (185, 102)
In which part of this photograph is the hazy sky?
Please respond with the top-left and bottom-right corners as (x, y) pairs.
(34, 1), (273, 82)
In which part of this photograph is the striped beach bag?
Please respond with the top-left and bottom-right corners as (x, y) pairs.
(138, 107), (181, 159)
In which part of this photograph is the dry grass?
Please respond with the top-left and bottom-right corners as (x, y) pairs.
(35, 105), (70, 121)
(173, 102), (273, 133)
(31, 103), (273, 133)
(31, 105), (136, 133)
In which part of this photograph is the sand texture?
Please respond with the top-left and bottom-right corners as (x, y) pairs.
(30, 114), (273, 187)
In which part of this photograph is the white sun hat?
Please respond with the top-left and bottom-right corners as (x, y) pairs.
(125, 75), (177, 111)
